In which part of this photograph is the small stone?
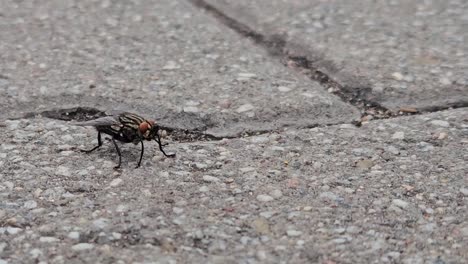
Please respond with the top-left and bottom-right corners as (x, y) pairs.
(30, 248), (43, 258)
(202, 175), (220, 183)
(419, 142), (434, 152)
(224, 178), (234, 184)
(259, 211), (275, 219)
(6, 227), (22, 235)
(334, 228), (346, 234)
(39, 236), (60, 243)
(24, 200), (38, 209)
(115, 204), (127, 213)
(460, 227), (468, 237)
(109, 178), (123, 187)
(183, 106), (199, 113)
(386, 251), (401, 260)
(112, 232), (122, 239)
(319, 192), (337, 201)
(0, 243), (6, 253)
(240, 167), (256, 173)
(5, 120), (21, 130)
(287, 178), (300, 189)
(392, 199), (409, 209)
(352, 147), (373, 156)
(3, 181), (14, 190)
(172, 207), (184, 214)
(92, 218), (109, 230)
(194, 163), (208, 169)
(237, 73), (257, 79)
(277, 86), (291, 92)
(60, 135), (74, 141)
(240, 236), (251, 245)
(256, 194), (274, 202)
(437, 132), (448, 140)
(286, 230), (302, 237)
(346, 226), (360, 234)
(333, 238), (347, 244)
(56, 166), (71, 177)
(269, 189), (283, 199)
(356, 159), (373, 169)
(256, 250), (267, 260)
(199, 186), (209, 192)
(162, 61), (180, 70)
(251, 218), (270, 235)
(391, 72), (404, 81)
(172, 217), (184, 225)
(71, 243), (94, 251)
(430, 120), (450, 127)
(303, 206), (313, 211)
(386, 146), (400, 155)
(270, 146), (285, 152)
(392, 131), (405, 140)
(2, 145), (15, 151)
(439, 77), (451, 85)
(102, 161), (114, 168)
(236, 104), (255, 113)
(420, 223), (437, 233)
(68, 231), (80, 240)
(459, 188), (468, 196)
(250, 136), (269, 144)
(185, 100), (200, 106)
(219, 99), (232, 109)
(424, 208), (434, 214)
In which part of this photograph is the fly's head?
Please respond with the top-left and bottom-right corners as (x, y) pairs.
(138, 120), (159, 140)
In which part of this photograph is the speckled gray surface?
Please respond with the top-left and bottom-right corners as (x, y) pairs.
(205, 0), (468, 111)
(1, 109), (467, 263)
(0, 0), (358, 137)
(1, 0), (468, 263)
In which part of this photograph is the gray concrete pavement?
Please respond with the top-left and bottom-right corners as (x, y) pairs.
(205, 0), (468, 112)
(1, 109), (466, 263)
(0, 0), (358, 137)
(0, 0), (467, 263)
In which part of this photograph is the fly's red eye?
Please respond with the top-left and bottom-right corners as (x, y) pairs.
(139, 122), (150, 133)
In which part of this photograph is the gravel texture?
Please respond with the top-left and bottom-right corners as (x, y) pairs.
(0, 0), (358, 137)
(0, 109), (466, 263)
(205, 0), (468, 111)
(1, 0), (467, 263)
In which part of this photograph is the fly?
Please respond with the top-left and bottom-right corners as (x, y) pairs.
(75, 111), (175, 169)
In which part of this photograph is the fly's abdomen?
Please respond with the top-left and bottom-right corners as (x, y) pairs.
(96, 125), (121, 138)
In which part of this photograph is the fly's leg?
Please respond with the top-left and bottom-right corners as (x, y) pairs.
(81, 132), (102, 153)
(112, 137), (122, 169)
(136, 139), (144, 168)
(155, 134), (176, 158)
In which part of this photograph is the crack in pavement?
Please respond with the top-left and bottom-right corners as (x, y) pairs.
(15, 107), (359, 142)
(189, 0), (468, 123)
(20, 107), (222, 142)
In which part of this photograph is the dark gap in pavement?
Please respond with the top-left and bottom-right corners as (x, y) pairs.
(19, 107), (343, 141)
(189, 0), (467, 124)
(23, 107), (223, 142)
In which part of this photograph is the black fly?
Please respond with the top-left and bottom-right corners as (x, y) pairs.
(76, 112), (175, 169)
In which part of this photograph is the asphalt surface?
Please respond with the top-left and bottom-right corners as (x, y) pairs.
(204, 0), (468, 112)
(0, 0), (467, 263)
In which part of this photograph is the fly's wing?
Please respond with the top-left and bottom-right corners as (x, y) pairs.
(73, 116), (120, 127)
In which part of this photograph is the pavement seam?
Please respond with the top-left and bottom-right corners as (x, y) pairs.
(188, 0), (468, 123)
(19, 107), (223, 142)
(14, 107), (360, 141)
